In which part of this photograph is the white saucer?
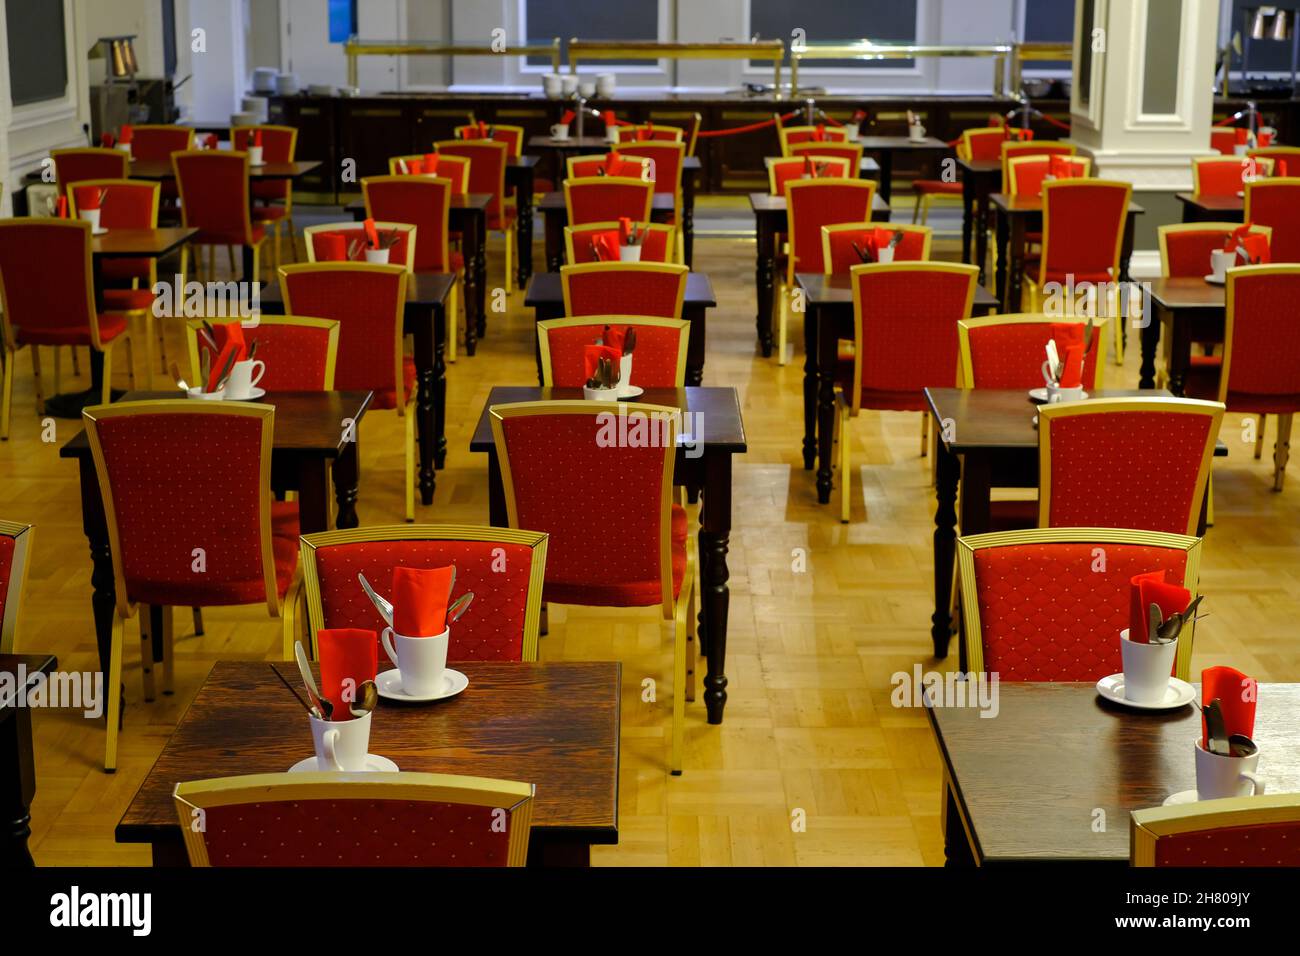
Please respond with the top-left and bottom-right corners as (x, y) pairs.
(1095, 674), (1197, 711)
(1163, 789), (1199, 806)
(91, 226), (108, 236)
(1029, 387), (1089, 403)
(228, 387), (266, 401)
(288, 753), (399, 773)
(376, 667), (468, 702)
(1203, 274), (1225, 286)
(618, 386), (644, 400)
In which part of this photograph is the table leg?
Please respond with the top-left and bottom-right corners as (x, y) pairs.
(461, 215), (482, 356)
(1139, 302), (1163, 391)
(0, 705), (38, 865)
(473, 212), (488, 338)
(684, 305), (705, 386)
(802, 302), (819, 470)
(754, 212), (775, 358)
(701, 451), (732, 725)
(974, 180), (992, 286)
(815, 307), (838, 504)
(296, 459), (331, 535)
(682, 172), (696, 268)
(1006, 214), (1027, 313)
(961, 168), (975, 266)
(486, 450), (507, 527)
(878, 151), (893, 204)
(942, 776), (976, 867)
(1167, 309), (1194, 398)
(516, 172), (534, 288)
(42, 252), (119, 418)
(332, 441), (360, 530)
(433, 307), (447, 470)
(411, 308), (437, 503)
(994, 208), (1010, 311)
(544, 209), (564, 274)
(78, 457), (123, 733)
(931, 439), (959, 660)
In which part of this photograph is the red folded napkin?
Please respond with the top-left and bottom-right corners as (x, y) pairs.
(560, 110), (575, 125)
(478, 120), (489, 138)
(812, 123), (826, 142)
(120, 124), (133, 144)
(864, 227), (896, 259)
(1049, 155), (1080, 179)
(584, 344), (621, 383)
(423, 153), (440, 175)
(602, 325), (631, 353)
(317, 628), (378, 721)
(55, 196), (68, 219)
(206, 323), (248, 392)
(253, 128), (264, 147)
(602, 110), (617, 127)
(100, 132), (116, 148)
(1202, 665), (1257, 748)
(1050, 322), (1085, 351)
(1058, 345), (1084, 388)
(392, 566), (453, 637)
(1236, 127), (1250, 145)
(1128, 569), (1191, 644)
(1258, 130), (1274, 147)
(1279, 159), (1289, 177)
(852, 109), (867, 122)
(1227, 222), (1270, 264)
(74, 186), (103, 211)
(315, 232), (350, 261)
(204, 133), (218, 149)
(401, 157), (424, 175)
(363, 217), (381, 250)
(590, 230), (619, 261)
(618, 217), (633, 244)
(637, 121), (652, 141)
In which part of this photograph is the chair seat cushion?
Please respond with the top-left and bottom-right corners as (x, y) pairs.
(543, 504), (687, 607)
(252, 181), (289, 201)
(103, 288), (156, 312)
(126, 533), (298, 606)
(253, 205), (288, 222)
(271, 501), (300, 539)
(101, 258), (151, 283)
(15, 313), (127, 346)
(914, 179), (963, 195)
(370, 356), (418, 411)
(1182, 357), (1222, 402)
(834, 354), (928, 412)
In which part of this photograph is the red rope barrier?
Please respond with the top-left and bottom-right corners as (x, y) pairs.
(694, 110), (802, 139)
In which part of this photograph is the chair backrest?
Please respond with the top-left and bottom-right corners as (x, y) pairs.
(298, 525), (548, 662)
(361, 176), (453, 272)
(278, 263), (409, 405)
(847, 262), (979, 414)
(453, 122), (525, 158)
(787, 141), (864, 175)
(765, 155), (852, 196)
(566, 153), (652, 180)
(435, 139), (508, 219)
(563, 177), (655, 226)
(616, 123), (685, 145)
(1006, 154), (1092, 196)
(957, 527), (1202, 681)
(1244, 178), (1300, 262)
(174, 771), (534, 867)
(560, 262), (688, 318)
(0, 520), (33, 655)
(1000, 141), (1076, 192)
(779, 124), (848, 154)
(1039, 179), (1132, 284)
(617, 142), (686, 203)
(960, 127), (1007, 162)
(957, 313), (1105, 390)
(564, 220), (675, 264)
(130, 125), (196, 162)
(1210, 128), (1239, 155)
(82, 401), (279, 615)
(388, 154), (471, 194)
(1222, 264), (1300, 405)
(490, 401), (678, 614)
(538, 316), (689, 388)
(1038, 397), (1224, 536)
(231, 125), (297, 162)
(52, 148), (129, 192)
(303, 221), (417, 272)
(1157, 222), (1273, 277)
(186, 315), (339, 392)
(1132, 792), (1300, 866)
(820, 222), (931, 274)
(0, 220), (99, 348)
(67, 179), (160, 229)
(1192, 155), (1271, 197)
(785, 178), (878, 276)
(173, 151), (256, 246)
(1247, 145), (1300, 175)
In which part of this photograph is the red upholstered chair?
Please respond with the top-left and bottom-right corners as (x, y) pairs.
(566, 153), (652, 180)
(489, 401), (697, 773)
(436, 139), (517, 291)
(279, 262), (419, 519)
(537, 316), (689, 387)
(999, 141), (1077, 192)
(957, 527), (1202, 682)
(1006, 155), (1092, 196)
(1038, 397), (1224, 536)
(292, 525), (548, 662)
(616, 122), (686, 145)
(1132, 793), (1300, 867)
(173, 151), (267, 282)
(778, 124), (847, 153)
(957, 314), (1105, 390)
(781, 178), (878, 365)
(453, 121), (526, 159)
(564, 177), (655, 228)
(52, 148), (129, 194)
(617, 142), (687, 262)
(1244, 178), (1300, 262)
(1192, 156), (1272, 198)
(174, 771), (534, 866)
(0, 520), (33, 654)
(960, 127), (1007, 161)
(185, 315), (339, 393)
(765, 155), (851, 195)
(787, 141), (864, 175)
(836, 262), (979, 521)
(820, 222), (932, 274)
(232, 125), (298, 270)
(564, 220), (676, 263)
(0, 220), (134, 440)
(1247, 145), (1300, 176)
(82, 400), (299, 770)
(388, 153), (471, 194)
(130, 125), (194, 212)
(1210, 128), (1239, 155)
(303, 221), (417, 270)
(560, 262), (688, 318)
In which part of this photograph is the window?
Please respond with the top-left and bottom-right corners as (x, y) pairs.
(6, 0), (68, 106)
(328, 0), (357, 44)
(1023, 0), (1074, 71)
(523, 0), (660, 68)
(749, 0), (920, 69)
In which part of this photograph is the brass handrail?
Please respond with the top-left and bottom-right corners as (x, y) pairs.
(566, 39), (787, 97)
(343, 38), (563, 88)
(790, 41), (1015, 97)
(1008, 42), (1073, 97)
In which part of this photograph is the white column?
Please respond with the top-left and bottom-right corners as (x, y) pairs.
(186, 0), (247, 122)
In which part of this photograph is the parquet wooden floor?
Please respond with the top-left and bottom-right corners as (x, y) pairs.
(5, 203), (1299, 866)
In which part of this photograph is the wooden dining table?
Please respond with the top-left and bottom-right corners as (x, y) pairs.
(929, 682), (1300, 865)
(122, 158), (322, 182)
(1, 654), (56, 867)
(958, 157), (1001, 281)
(116, 659), (621, 867)
(1175, 191), (1245, 223)
(749, 192), (892, 358)
(260, 272), (455, 503)
(1143, 277), (1225, 394)
(469, 386), (746, 725)
(523, 270), (716, 386)
(856, 135), (952, 203)
(539, 191), (680, 274)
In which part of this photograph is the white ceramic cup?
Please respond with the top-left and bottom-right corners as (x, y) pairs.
(619, 243), (642, 262)
(1210, 248), (1234, 282)
(550, 123), (570, 141)
(365, 247), (390, 264)
(542, 73), (563, 98)
(1234, 143), (1248, 156)
(875, 245), (895, 264)
(605, 127), (620, 143)
(309, 709), (372, 771)
(596, 73), (616, 96)
(187, 385), (225, 401)
(79, 208), (101, 232)
(1119, 628), (1178, 704)
(560, 74), (579, 95)
(1046, 383), (1085, 403)
(248, 145), (264, 166)
(579, 81), (597, 98)
(119, 143), (132, 158)
(583, 385), (619, 401)
(382, 626), (449, 697)
(225, 359), (266, 400)
(909, 123), (926, 141)
(617, 353), (634, 397)
(1195, 738), (1267, 800)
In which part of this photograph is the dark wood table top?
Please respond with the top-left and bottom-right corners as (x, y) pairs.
(91, 227), (198, 258)
(524, 270), (716, 307)
(991, 192), (1146, 215)
(1147, 276), (1226, 310)
(117, 660), (621, 844)
(126, 159), (321, 180)
(346, 193), (493, 215)
(0, 655), (57, 715)
(796, 272), (1000, 310)
(856, 135), (950, 150)
(470, 385), (747, 453)
(528, 135), (614, 150)
(957, 157), (1002, 174)
(749, 192), (892, 215)
(59, 390), (373, 459)
(925, 388), (1163, 453)
(1175, 191), (1245, 212)
(928, 682), (1300, 863)
(260, 271), (455, 310)
(538, 191), (677, 212)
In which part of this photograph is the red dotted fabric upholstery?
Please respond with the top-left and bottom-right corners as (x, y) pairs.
(363, 179), (453, 273)
(198, 798), (511, 866)
(972, 541), (1190, 680)
(569, 156), (648, 179)
(280, 268), (409, 409)
(54, 151), (128, 189)
(914, 179), (963, 195)
(175, 153), (262, 247)
(233, 127), (295, 202)
(619, 145), (682, 198)
(1010, 158), (1088, 197)
(197, 323), (333, 392)
(1045, 410), (1214, 533)
(437, 142), (508, 223)
(1224, 270), (1300, 411)
(309, 227), (414, 270)
(498, 413), (684, 607)
(788, 143), (861, 170)
(0, 534), (14, 627)
(92, 411), (294, 606)
(0, 222), (125, 347)
(1248, 183), (1300, 262)
(1195, 159), (1252, 197)
(1163, 229), (1234, 278)
(102, 289), (155, 312)
(784, 129), (847, 146)
(787, 183), (876, 275)
(999, 144), (1075, 191)
(131, 127), (194, 162)
(854, 268), (973, 410)
(964, 130), (1006, 161)
(618, 126), (684, 144)
(311, 538), (537, 661)
(564, 268), (685, 318)
(966, 322), (1100, 389)
(1210, 129), (1237, 155)
(1152, 820), (1300, 866)
(768, 158), (850, 195)
(543, 322), (685, 387)
(824, 229), (928, 275)
(567, 224), (672, 263)
(93, 182), (159, 286)
(1041, 183), (1128, 283)
(566, 181), (654, 226)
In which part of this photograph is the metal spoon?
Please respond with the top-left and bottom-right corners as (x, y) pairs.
(1229, 734), (1258, 758)
(294, 641), (332, 720)
(169, 362), (190, 392)
(357, 572), (394, 627)
(447, 565), (457, 605)
(349, 679), (378, 718)
(1205, 698), (1229, 756)
(447, 591), (475, 624)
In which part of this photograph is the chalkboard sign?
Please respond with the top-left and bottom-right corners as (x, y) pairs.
(6, 0), (69, 106)
(750, 0), (919, 69)
(525, 0), (660, 67)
